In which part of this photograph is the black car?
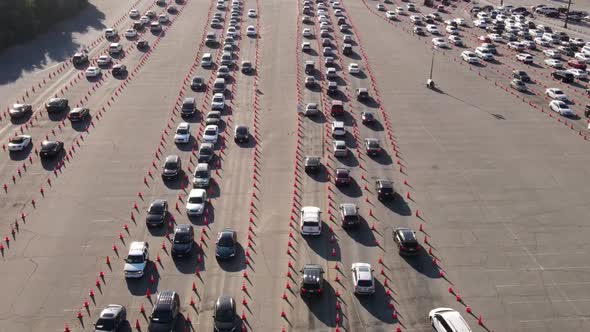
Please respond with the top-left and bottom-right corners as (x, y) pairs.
(72, 51), (88, 65)
(215, 228), (237, 260)
(339, 203), (359, 228)
(162, 155), (182, 179)
(512, 70), (530, 82)
(552, 70), (574, 83)
(364, 138), (381, 156)
(356, 88), (369, 101)
(146, 199), (168, 227)
(149, 291), (180, 332)
(136, 40), (149, 50)
(361, 111), (375, 124)
(241, 61), (253, 74)
(393, 227), (420, 255)
(234, 125), (249, 143)
(375, 179), (395, 200)
(39, 140), (64, 158)
(197, 143), (214, 163)
(335, 168), (351, 186)
(327, 81), (338, 95)
(206, 111), (222, 126)
(94, 304), (127, 331)
(45, 98), (68, 112)
(68, 107), (90, 121)
(299, 264), (324, 297)
(112, 64), (127, 76)
(9, 104), (33, 119)
(171, 224), (194, 257)
(214, 296), (240, 332)
(191, 76), (205, 90)
(304, 156), (321, 173)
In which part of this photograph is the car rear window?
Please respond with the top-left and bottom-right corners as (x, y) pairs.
(357, 279), (373, 287)
(303, 221), (319, 227)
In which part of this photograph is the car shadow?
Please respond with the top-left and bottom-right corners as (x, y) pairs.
(217, 243), (245, 272)
(401, 246), (442, 279)
(126, 261), (160, 296)
(172, 243), (202, 274)
(307, 164), (329, 183)
(162, 171), (186, 190)
(370, 151), (393, 166)
(147, 223), (169, 237)
(380, 195), (412, 216)
(336, 177), (362, 198)
(351, 71), (367, 80)
(47, 110), (68, 122)
(301, 281), (337, 328)
(359, 97), (380, 109)
(346, 51), (362, 60)
(364, 120), (384, 132)
(304, 224), (339, 260)
(356, 280), (396, 323)
(8, 143), (34, 161)
(345, 215), (377, 246)
(39, 149), (66, 169)
(9, 115), (32, 125)
(176, 137), (196, 152)
(113, 71), (129, 80)
(0, 2), (106, 85)
(308, 112), (326, 124)
(71, 116), (92, 132)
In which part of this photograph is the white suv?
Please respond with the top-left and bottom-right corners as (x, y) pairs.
(300, 206), (321, 235)
(174, 122), (191, 143)
(429, 308), (472, 332)
(124, 242), (149, 278)
(351, 263), (375, 295)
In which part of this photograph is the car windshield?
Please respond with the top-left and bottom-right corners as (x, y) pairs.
(357, 279), (373, 287)
(218, 235), (234, 246)
(558, 103), (568, 109)
(367, 141), (379, 148)
(216, 308), (234, 322)
(151, 309), (172, 323)
(95, 318), (115, 330)
(188, 196), (203, 204)
(236, 127), (248, 135)
(196, 170), (209, 178)
(126, 254), (144, 264)
(213, 97), (223, 102)
(148, 204), (164, 214)
(10, 137), (24, 143)
(177, 128), (188, 135)
(164, 161), (177, 169)
(205, 129), (217, 136)
(174, 233), (192, 244)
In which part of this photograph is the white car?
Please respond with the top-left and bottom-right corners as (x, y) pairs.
(473, 20), (488, 28)
(96, 55), (112, 66)
(446, 25), (458, 35)
(202, 125), (219, 144)
(8, 135), (32, 151)
(454, 18), (466, 26)
(534, 37), (550, 47)
(300, 206), (321, 235)
(211, 93), (225, 110)
(85, 66), (101, 77)
(386, 11), (396, 20)
(461, 51), (478, 64)
(432, 38), (447, 48)
(334, 9), (343, 16)
(448, 35), (462, 46)
(301, 42), (311, 51)
(429, 308), (472, 332)
(331, 121), (345, 138)
(396, 7), (406, 15)
(139, 16), (150, 25)
(304, 103), (319, 116)
(129, 9), (140, 18)
(174, 122), (191, 143)
(333, 140), (347, 157)
(544, 59), (564, 68)
(124, 242), (149, 279)
(246, 26), (257, 37)
(475, 47), (493, 61)
(488, 33), (502, 42)
(104, 28), (117, 38)
(158, 14), (169, 23)
(549, 100), (574, 116)
(348, 63), (360, 74)
(351, 263), (375, 295)
(575, 52), (590, 63)
(376, 4), (385, 11)
(302, 28), (312, 38)
(568, 68), (587, 79)
(516, 53), (533, 64)
(507, 42), (524, 51)
(248, 9), (257, 17)
(546, 88), (567, 100)
(186, 189), (207, 216)
(109, 43), (122, 54)
(522, 40), (536, 50)
(426, 25), (439, 34)
(125, 29), (137, 38)
(226, 27), (237, 38)
(543, 49), (562, 59)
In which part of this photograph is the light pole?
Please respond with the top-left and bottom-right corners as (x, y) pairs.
(564, 0), (573, 29)
(428, 49), (435, 81)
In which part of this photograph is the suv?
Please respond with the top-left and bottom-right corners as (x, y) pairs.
(213, 296), (240, 331)
(375, 179), (395, 200)
(330, 100), (344, 116)
(234, 125), (249, 143)
(300, 206), (321, 235)
(181, 97), (197, 117)
(512, 70), (530, 82)
(124, 242), (149, 278)
(364, 138), (381, 155)
(339, 203), (359, 228)
(72, 51), (88, 65)
(351, 263), (375, 295)
(197, 142), (214, 163)
(94, 304), (127, 331)
(552, 70), (574, 83)
(392, 227), (420, 255)
(192, 163), (211, 188)
(300, 264), (325, 297)
(171, 224), (194, 257)
(149, 291), (180, 331)
(146, 199), (168, 227)
(429, 308), (473, 332)
(304, 156), (321, 173)
(335, 167), (351, 186)
(162, 155), (182, 179)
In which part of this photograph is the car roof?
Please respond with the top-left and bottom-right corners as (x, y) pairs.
(302, 265), (323, 282)
(99, 304), (123, 318)
(205, 124), (218, 130)
(189, 189), (206, 197)
(352, 263), (372, 279)
(200, 142), (214, 149)
(301, 206), (321, 216)
(129, 241), (147, 252)
(155, 291), (177, 307)
(395, 227), (416, 241)
(377, 179), (393, 187)
(215, 295), (234, 311)
(165, 155), (180, 162)
(178, 122), (190, 129)
(220, 228), (235, 238)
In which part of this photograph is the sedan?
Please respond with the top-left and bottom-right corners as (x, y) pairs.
(361, 111), (375, 124)
(45, 98), (68, 112)
(545, 88), (567, 100)
(376, 4), (385, 11)
(386, 11), (397, 20)
(191, 76), (205, 90)
(516, 53), (533, 64)
(544, 59), (564, 68)
(112, 64), (127, 76)
(248, 9), (256, 17)
(124, 29), (137, 38)
(426, 25), (440, 34)
(8, 135), (32, 151)
(432, 38), (447, 48)
(575, 52), (590, 63)
(461, 51), (478, 64)
(216, 229), (237, 259)
(510, 79), (527, 92)
(246, 26), (257, 37)
(348, 63), (360, 74)
(488, 33), (502, 42)
(85, 67), (101, 78)
(568, 68), (587, 80)
(302, 28), (313, 38)
(568, 59), (587, 70)
(202, 125), (219, 144)
(549, 100), (574, 116)
(543, 49), (562, 59)
(8, 104), (32, 119)
(68, 107), (90, 121)
(96, 55), (112, 66)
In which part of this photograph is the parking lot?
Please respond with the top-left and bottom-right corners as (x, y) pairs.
(1, 0), (590, 331)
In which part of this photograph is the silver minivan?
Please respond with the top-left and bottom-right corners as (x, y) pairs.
(213, 78), (226, 93)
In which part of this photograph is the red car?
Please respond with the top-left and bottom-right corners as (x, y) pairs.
(568, 59), (587, 70)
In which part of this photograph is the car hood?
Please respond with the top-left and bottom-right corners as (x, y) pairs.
(124, 262), (146, 272)
(146, 213), (164, 222)
(216, 245), (235, 257)
(172, 242), (192, 252)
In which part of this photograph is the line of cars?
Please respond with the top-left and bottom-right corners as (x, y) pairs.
(97, 0), (251, 330)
